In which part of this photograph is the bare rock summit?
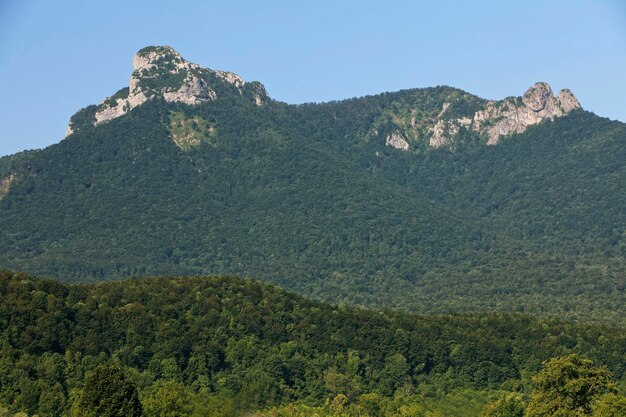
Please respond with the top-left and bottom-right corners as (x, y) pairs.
(475, 82), (581, 144)
(66, 46), (267, 135)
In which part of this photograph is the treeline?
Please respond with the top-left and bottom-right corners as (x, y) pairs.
(1, 271), (625, 416)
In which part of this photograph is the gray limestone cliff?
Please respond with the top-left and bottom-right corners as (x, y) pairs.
(384, 82), (581, 151)
(66, 46), (267, 135)
(385, 131), (410, 150)
(0, 173), (16, 200)
(64, 49), (579, 151)
(473, 82), (581, 144)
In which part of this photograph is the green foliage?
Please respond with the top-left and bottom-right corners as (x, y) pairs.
(526, 355), (615, 417)
(142, 381), (193, 417)
(593, 393), (626, 417)
(379, 353), (409, 396)
(137, 69), (187, 93)
(137, 46), (165, 56)
(0, 150), (38, 176)
(66, 104), (98, 135)
(0, 271), (625, 416)
(133, 46), (188, 93)
(77, 364), (142, 417)
(103, 88), (130, 108)
(0, 86), (625, 325)
(480, 393), (525, 417)
(255, 387), (492, 417)
(168, 111), (215, 150)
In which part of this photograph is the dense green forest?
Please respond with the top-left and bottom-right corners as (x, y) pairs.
(1, 46), (625, 324)
(1, 270), (625, 416)
(0, 85), (624, 322)
(2, 45), (625, 417)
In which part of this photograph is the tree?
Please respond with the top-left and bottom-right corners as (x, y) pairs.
(481, 393), (524, 417)
(379, 353), (409, 396)
(239, 369), (282, 409)
(526, 355), (615, 417)
(593, 393), (626, 417)
(356, 393), (386, 417)
(77, 365), (142, 417)
(142, 380), (192, 417)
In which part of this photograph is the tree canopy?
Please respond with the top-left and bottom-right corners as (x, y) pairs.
(0, 271), (625, 416)
(77, 365), (142, 417)
(0, 88), (624, 323)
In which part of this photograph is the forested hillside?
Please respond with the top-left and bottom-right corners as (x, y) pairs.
(0, 47), (624, 323)
(1, 271), (625, 416)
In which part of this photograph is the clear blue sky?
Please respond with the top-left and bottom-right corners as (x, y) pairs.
(1, 0), (624, 156)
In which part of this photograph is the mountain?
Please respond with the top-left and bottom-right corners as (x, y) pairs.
(0, 46), (624, 322)
(1, 270), (625, 416)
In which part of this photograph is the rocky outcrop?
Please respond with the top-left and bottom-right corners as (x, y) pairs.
(67, 46), (265, 134)
(385, 131), (410, 150)
(214, 70), (245, 89)
(425, 82), (581, 147)
(94, 94), (136, 125)
(0, 173), (16, 200)
(556, 89), (581, 113)
(92, 47), (216, 126)
(429, 120), (459, 148)
(161, 76), (216, 106)
(473, 82), (581, 144)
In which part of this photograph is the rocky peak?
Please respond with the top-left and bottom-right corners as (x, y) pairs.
(522, 82), (580, 115)
(470, 82), (580, 145)
(132, 46), (187, 72)
(556, 88), (581, 112)
(383, 82), (582, 151)
(66, 46), (267, 135)
(470, 82), (581, 144)
(522, 82), (554, 111)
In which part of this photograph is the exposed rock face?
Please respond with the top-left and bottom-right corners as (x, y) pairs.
(556, 89), (581, 112)
(522, 82), (553, 111)
(92, 46), (216, 126)
(429, 120), (454, 148)
(162, 76), (216, 105)
(385, 131), (410, 150)
(94, 95), (137, 125)
(67, 46), (265, 134)
(473, 82), (581, 144)
(0, 173), (16, 200)
(214, 70), (245, 88)
(426, 82), (582, 147)
(66, 51), (579, 152)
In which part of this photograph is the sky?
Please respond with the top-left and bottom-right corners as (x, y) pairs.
(0, 0), (624, 157)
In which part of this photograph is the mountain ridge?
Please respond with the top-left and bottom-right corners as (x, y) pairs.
(0, 46), (623, 323)
(64, 46), (581, 149)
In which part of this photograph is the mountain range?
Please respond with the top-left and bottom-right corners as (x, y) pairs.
(1, 46), (624, 322)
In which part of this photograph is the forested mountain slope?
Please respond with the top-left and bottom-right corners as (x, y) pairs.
(0, 46), (624, 322)
(1, 271), (625, 416)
